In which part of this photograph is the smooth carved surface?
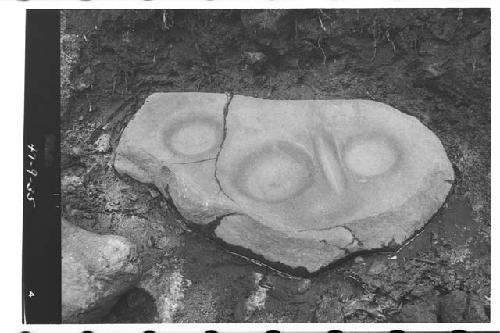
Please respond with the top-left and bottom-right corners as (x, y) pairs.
(237, 141), (313, 202)
(345, 139), (397, 177)
(167, 120), (219, 156)
(115, 93), (454, 273)
(314, 136), (345, 194)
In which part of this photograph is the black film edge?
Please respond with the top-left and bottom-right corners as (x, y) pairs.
(22, 9), (61, 324)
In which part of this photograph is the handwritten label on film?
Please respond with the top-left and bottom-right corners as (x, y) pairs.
(26, 144), (37, 208)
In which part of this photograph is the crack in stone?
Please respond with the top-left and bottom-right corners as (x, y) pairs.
(213, 92), (236, 203)
(298, 225), (363, 250)
(171, 157), (216, 165)
(205, 213), (309, 279)
(296, 225), (363, 248)
(340, 225), (364, 247)
(206, 212), (239, 234)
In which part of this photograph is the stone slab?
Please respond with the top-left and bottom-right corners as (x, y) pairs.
(114, 92), (454, 273)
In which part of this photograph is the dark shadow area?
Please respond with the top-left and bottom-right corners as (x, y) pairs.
(102, 287), (158, 323)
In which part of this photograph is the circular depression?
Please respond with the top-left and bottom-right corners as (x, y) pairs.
(163, 117), (221, 157)
(344, 137), (397, 177)
(235, 141), (314, 203)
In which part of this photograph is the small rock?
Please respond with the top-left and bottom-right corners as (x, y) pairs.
(61, 175), (83, 192)
(94, 133), (111, 153)
(367, 259), (387, 275)
(425, 62), (446, 78)
(148, 188), (160, 198)
(139, 263), (191, 322)
(431, 231), (439, 244)
(296, 279), (311, 294)
(156, 236), (169, 249)
(368, 278), (383, 289)
(75, 79), (91, 92)
(71, 146), (83, 155)
(147, 236), (154, 248)
(134, 203), (149, 214)
(62, 218), (141, 323)
(354, 256), (364, 263)
(244, 51), (266, 65)
(67, 208), (83, 217)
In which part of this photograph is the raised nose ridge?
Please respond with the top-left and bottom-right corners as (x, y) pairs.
(314, 135), (345, 195)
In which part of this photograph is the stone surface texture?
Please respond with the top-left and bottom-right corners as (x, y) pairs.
(114, 92), (454, 273)
(62, 218), (142, 323)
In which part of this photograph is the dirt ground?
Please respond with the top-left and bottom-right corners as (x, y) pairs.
(60, 9), (490, 323)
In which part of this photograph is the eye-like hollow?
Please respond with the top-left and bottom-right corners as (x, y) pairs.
(235, 142), (314, 203)
(163, 118), (221, 157)
(344, 138), (397, 178)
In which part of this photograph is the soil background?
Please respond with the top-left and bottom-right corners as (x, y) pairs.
(60, 9), (490, 323)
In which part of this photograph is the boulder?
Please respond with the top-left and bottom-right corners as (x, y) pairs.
(62, 218), (141, 323)
(114, 92), (454, 273)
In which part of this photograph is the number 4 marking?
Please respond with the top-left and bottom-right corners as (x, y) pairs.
(28, 291), (35, 298)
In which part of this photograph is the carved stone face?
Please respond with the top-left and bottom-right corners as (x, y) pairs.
(115, 93), (454, 273)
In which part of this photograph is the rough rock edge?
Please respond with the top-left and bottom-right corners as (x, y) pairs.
(210, 168), (452, 273)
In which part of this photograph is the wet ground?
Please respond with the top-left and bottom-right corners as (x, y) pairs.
(60, 9), (490, 323)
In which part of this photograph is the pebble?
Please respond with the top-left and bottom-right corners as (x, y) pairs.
(134, 204), (149, 214)
(156, 236), (169, 249)
(367, 259), (387, 275)
(296, 279), (311, 294)
(148, 188), (160, 198)
(68, 208), (83, 217)
(431, 231), (439, 244)
(61, 175), (83, 192)
(244, 51), (266, 65)
(94, 133), (111, 153)
(354, 256), (364, 263)
(71, 146), (83, 155)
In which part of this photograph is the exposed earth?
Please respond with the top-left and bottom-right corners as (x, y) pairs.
(61, 9), (490, 323)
